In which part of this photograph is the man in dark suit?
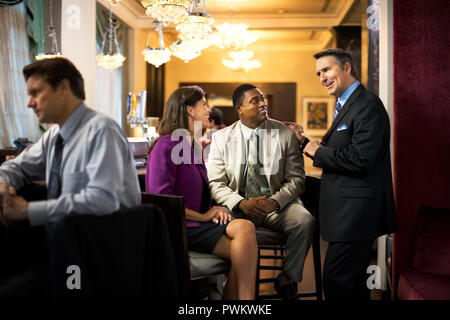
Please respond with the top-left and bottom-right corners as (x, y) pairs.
(287, 48), (397, 300)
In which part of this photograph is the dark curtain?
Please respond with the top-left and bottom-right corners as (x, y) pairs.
(392, 0), (450, 298)
(146, 64), (165, 118)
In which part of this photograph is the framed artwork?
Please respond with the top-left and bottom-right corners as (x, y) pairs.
(302, 97), (335, 137)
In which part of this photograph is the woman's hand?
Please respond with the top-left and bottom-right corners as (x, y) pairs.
(205, 206), (233, 225)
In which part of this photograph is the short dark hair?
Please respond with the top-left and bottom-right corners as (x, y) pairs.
(313, 48), (359, 80)
(232, 83), (257, 108)
(209, 107), (224, 125)
(23, 57), (85, 100)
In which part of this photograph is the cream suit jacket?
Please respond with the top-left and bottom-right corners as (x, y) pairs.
(206, 118), (305, 212)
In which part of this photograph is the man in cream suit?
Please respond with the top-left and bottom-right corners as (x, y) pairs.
(207, 84), (315, 299)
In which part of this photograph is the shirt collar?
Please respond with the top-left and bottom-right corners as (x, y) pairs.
(240, 120), (265, 140)
(338, 80), (360, 107)
(58, 102), (88, 142)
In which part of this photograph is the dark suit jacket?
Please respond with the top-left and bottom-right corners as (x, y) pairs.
(50, 204), (180, 299)
(313, 85), (397, 242)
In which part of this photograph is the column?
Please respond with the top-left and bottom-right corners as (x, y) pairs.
(61, 0), (96, 108)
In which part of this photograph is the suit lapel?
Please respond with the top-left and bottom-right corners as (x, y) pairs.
(322, 85), (364, 143)
(226, 122), (246, 189)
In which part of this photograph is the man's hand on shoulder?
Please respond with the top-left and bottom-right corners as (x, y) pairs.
(283, 121), (306, 144)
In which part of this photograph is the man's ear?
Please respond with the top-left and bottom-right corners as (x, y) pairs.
(344, 61), (352, 75)
(235, 105), (242, 116)
(59, 79), (71, 95)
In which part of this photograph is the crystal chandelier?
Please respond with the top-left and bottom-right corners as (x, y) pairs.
(176, 0), (214, 50)
(222, 50), (262, 73)
(142, 21), (172, 68)
(141, 0), (191, 25)
(169, 39), (202, 63)
(35, 0), (64, 60)
(96, 4), (126, 71)
(214, 22), (259, 50)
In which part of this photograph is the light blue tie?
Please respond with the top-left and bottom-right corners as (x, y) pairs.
(334, 101), (342, 120)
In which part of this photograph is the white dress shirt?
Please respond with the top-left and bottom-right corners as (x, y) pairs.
(0, 103), (141, 226)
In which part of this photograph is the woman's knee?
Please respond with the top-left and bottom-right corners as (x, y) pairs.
(228, 219), (256, 239)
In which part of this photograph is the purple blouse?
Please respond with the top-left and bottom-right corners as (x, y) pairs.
(145, 135), (211, 227)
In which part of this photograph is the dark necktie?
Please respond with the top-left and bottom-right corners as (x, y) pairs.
(243, 133), (270, 199)
(334, 101), (342, 120)
(47, 134), (64, 199)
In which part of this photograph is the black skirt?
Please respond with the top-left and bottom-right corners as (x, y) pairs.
(187, 221), (228, 253)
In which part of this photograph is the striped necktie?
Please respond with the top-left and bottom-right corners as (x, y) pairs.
(334, 101), (342, 120)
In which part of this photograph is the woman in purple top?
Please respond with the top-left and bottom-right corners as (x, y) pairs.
(146, 86), (258, 300)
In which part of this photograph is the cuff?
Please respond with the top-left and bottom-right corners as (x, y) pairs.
(299, 138), (309, 153)
(270, 194), (289, 212)
(269, 197), (280, 212)
(28, 200), (49, 226)
(312, 146), (328, 168)
(226, 194), (245, 212)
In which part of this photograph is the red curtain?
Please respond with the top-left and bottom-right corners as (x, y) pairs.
(392, 0), (450, 298)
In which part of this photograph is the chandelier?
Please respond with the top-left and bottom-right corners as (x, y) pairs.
(141, 0), (191, 25)
(176, 0), (214, 50)
(170, 39), (202, 63)
(214, 23), (259, 50)
(222, 50), (262, 73)
(142, 21), (172, 68)
(35, 0), (64, 60)
(96, 3), (126, 71)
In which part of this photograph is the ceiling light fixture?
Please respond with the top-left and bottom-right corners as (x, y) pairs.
(142, 21), (172, 68)
(176, 0), (214, 50)
(169, 39), (202, 63)
(213, 22), (259, 50)
(96, 3), (126, 71)
(35, 0), (64, 60)
(222, 50), (261, 73)
(141, 0), (191, 25)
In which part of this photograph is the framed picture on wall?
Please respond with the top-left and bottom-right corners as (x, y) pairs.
(302, 97), (335, 137)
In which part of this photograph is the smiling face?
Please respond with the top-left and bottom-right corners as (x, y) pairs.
(26, 75), (66, 125)
(315, 55), (355, 98)
(188, 96), (211, 130)
(236, 88), (268, 128)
